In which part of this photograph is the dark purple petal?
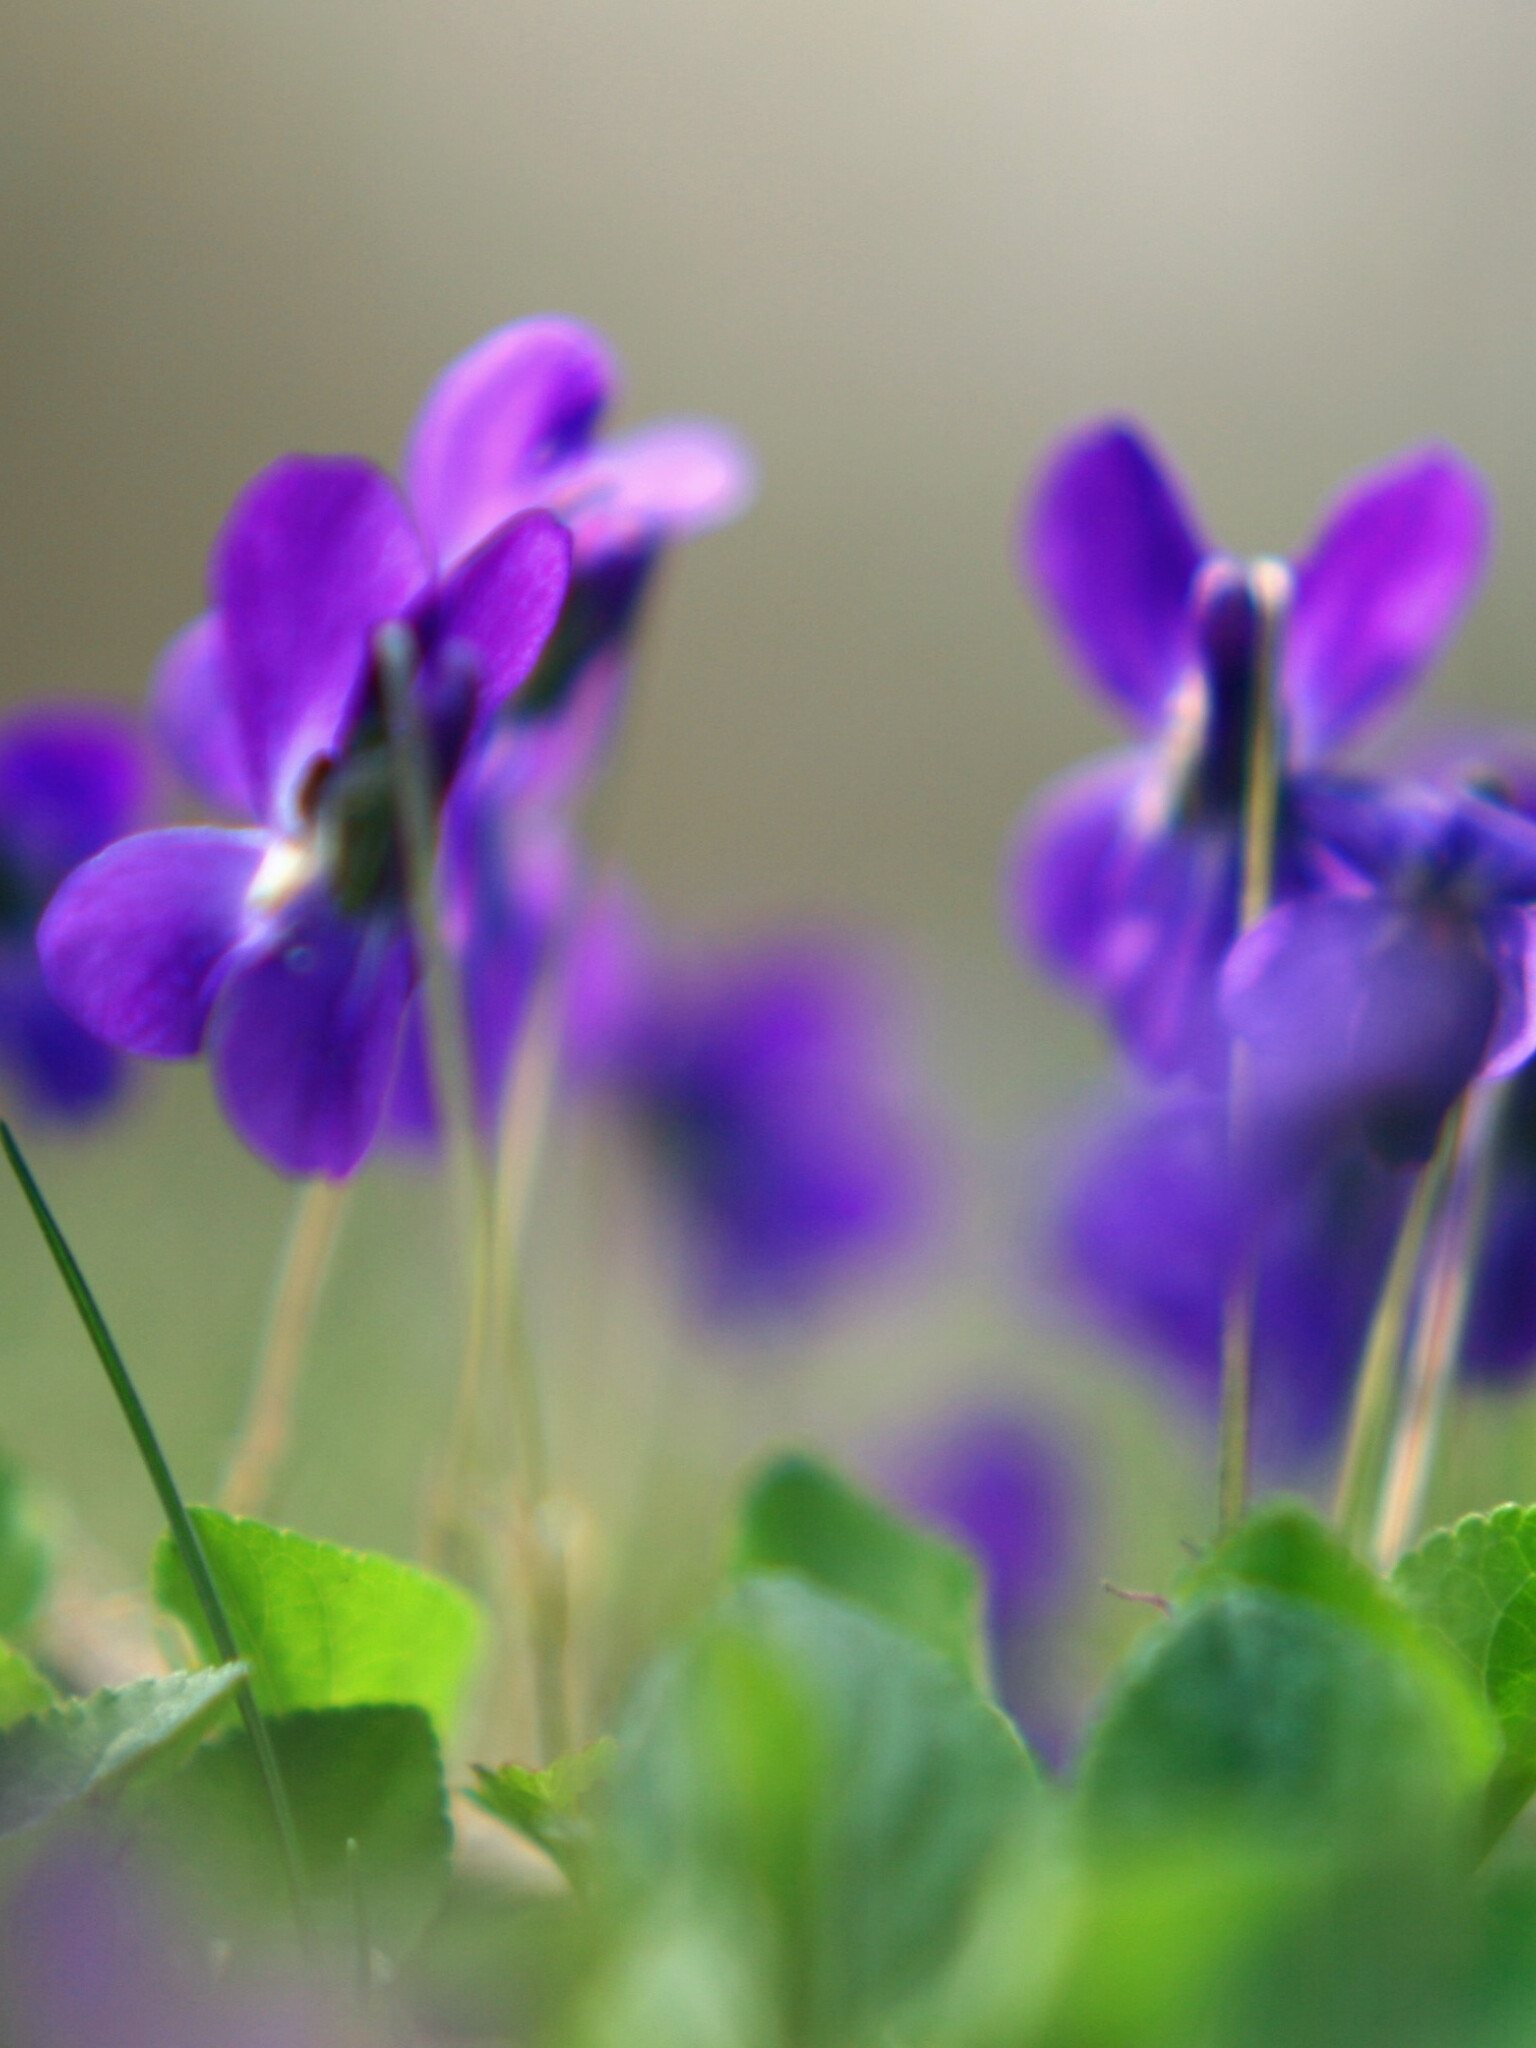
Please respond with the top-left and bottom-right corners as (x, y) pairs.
(1223, 895), (1500, 1166)
(0, 707), (148, 890)
(213, 456), (427, 825)
(1023, 421), (1206, 726)
(1012, 766), (1240, 1082)
(430, 508), (573, 722)
(37, 828), (261, 1057)
(406, 317), (617, 566)
(1286, 449), (1491, 758)
(890, 1408), (1082, 1638)
(151, 614), (253, 816)
(0, 952), (127, 1119)
(1054, 1091), (1406, 1458)
(210, 889), (414, 1177)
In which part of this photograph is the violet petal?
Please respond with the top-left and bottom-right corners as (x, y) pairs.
(37, 828), (262, 1057)
(406, 316), (616, 566)
(1286, 449), (1490, 759)
(1024, 420), (1206, 726)
(210, 889), (414, 1177)
(0, 708), (147, 888)
(0, 956), (126, 1119)
(151, 614), (253, 817)
(213, 456), (427, 825)
(431, 508), (573, 722)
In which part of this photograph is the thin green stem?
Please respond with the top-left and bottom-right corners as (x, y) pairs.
(0, 1124), (309, 1941)
(1215, 559), (1289, 1536)
(1332, 1100), (1465, 1552)
(1372, 1083), (1503, 1569)
(375, 626), (499, 1573)
(220, 1176), (349, 1517)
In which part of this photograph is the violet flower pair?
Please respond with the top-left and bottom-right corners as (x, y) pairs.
(1012, 417), (1536, 1450)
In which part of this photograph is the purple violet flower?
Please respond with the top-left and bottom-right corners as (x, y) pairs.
(155, 318), (755, 817)
(1012, 423), (1489, 1080)
(886, 1404), (1085, 1758)
(1223, 777), (1536, 1170)
(569, 895), (937, 1322)
(1054, 1088), (1409, 1460)
(39, 457), (571, 1177)
(0, 707), (149, 1120)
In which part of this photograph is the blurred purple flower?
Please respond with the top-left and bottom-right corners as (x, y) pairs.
(1054, 1088), (1409, 1460)
(1011, 422), (1489, 1080)
(570, 896), (937, 1322)
(1463, 1064), (1536, 1384)
(1223, 777), (1536, 1170)
(40, 456), (570, 1177)
(0, 707), (149, 1121)
(886, 1405), (1084, 1758)
(0, 1834), (357, 2048)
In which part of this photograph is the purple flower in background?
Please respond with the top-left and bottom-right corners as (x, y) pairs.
(1054, 1089), (1409, 1460)
(887, 1405), (1084, 1756)
(1012, 422), (1489, 1080)
(0, 1833), (356, 2048)
(41, 456), (571, 1177)
(1223, 777), (1536, 1171)
(0, 707), (149, 1120)
(570, 896), (936, 1322)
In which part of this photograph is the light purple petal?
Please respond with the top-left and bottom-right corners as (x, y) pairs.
(210, 891), (414, 1177)
(1023, 420), (1206, 726)
(552, 421), (758, 558)
(150, 614), (253, 817)
(1223, 895), (1500, 1165)
(432, 509), (573, 721)
(1286, 449), (1491, 758)
(1008, 753), (1143, 987)
(406, 317), (617, 566)
(213, 456), (428, 826)
(37, 828), (262, 1057)
(0, 707), (148, 887)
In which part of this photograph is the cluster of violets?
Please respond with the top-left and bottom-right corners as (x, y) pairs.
(1015, 419), (1536, 1466)
(8, 316), (934, 1326)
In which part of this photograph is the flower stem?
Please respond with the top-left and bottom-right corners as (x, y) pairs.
(1372, 1083), (1501, 1569)
(1216, 558), (1290, 1536)
(1332, 1099), (1465, 1552)
(0, 1124), (309, 1943)
(219, 1176), (349, 1517)
(375, 628), (498, 1576)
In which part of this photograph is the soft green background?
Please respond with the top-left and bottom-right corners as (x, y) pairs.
(3, 0), (1536, 1716)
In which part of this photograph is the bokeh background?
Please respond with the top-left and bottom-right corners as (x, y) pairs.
(5, 0), (1536, 1720)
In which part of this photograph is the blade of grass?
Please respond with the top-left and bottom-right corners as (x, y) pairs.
(0, 1123), (309, 1942)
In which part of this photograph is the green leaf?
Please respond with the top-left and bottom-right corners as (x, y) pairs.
(1186, 1501), (1429, 1654)
(0, 1642), (54, 1728)
(0, 1453), (49, 1641)
(134, 1703), (451, 1960)
(472, 1737), (617, 1879)
(152, 1508), (484, 1744)
(733, 1452), (988, 1686)
(1078, 1583), (1494, 1850)
(0, 1664), (243, 1837)
(1395, 1504), (1536, 1837)
(605, 1573), (1034, 2045)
